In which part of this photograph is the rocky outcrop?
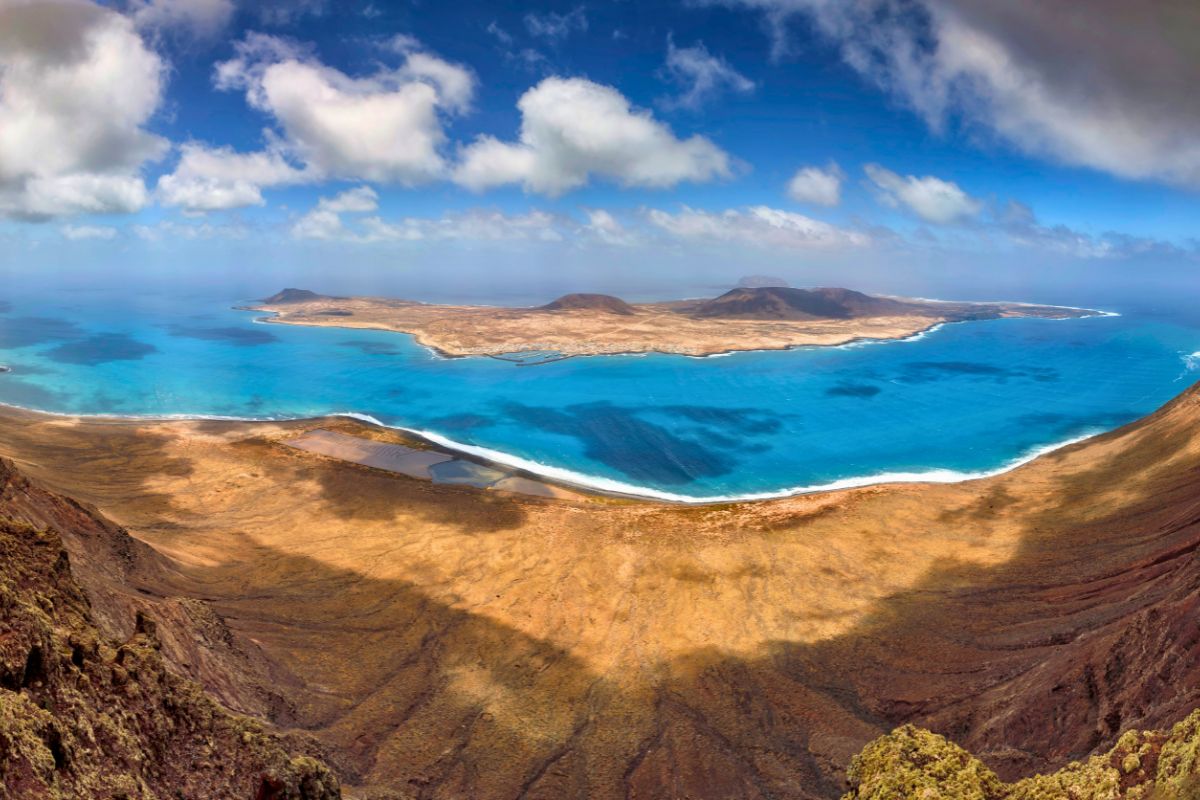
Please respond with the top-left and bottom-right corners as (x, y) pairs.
(843, 710), (1200, 799)
(688, 287), (914, 320)
(538, 293), (637, 315)
(0, 459), (340, 799)
(262, 289), (336, 304)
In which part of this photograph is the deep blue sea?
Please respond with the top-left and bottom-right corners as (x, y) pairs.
(1, 285), (1198, 501)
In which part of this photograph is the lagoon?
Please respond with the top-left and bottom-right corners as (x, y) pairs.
(0, 287), (1197, 501)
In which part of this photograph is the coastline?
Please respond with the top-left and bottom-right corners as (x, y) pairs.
(0, 396), (1125, 506)
(247, 305), (1117, 364)
(250, 310), (955, 361)
(244, 289), (1106, 360)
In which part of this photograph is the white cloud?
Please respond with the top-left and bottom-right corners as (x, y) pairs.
(128, 0), (235, 37)
(454, 77), (733, 196)
(290, 185), (378, 239)
(864, 164), (981, 224)
(661, 38), (754, 110)
(362, 210), (565, 243)
(0, 0), (167, 219)
(157, 143), (309, 211)
(61, 224), (117, 240)
(486, 21), (513, 46)
(786, 163), (843, 206)
(210, 33), (474, 186)
(319, 185), (378, 213)
(292, 202), (569, 244)
(647, 205), (869, 249)
(524, 7), (587, 42)
(583, 208), (639, 245)
(705, 0), (1200, 188)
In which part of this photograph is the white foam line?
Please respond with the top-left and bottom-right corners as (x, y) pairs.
(396, 425), (1102, 504)
(892, 295), (1120, 317)
(0, 399), (1104, 504)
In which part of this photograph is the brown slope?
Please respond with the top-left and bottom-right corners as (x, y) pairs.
(689, 287), (916, 320)
(263, 288), (340, 304)
(0, 445), (289, 721)
(0, 385), (1198, 798)
(0, 458), (340, 799)
(538, 293), (637, 315)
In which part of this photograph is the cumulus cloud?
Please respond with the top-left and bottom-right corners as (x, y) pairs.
(213, 33), (474, 184)
(786, 163), (843, 206)
(292, 199), (569, 244)
(128, 0), (235, 37)
(61, 224), (118, 240)
(583, 208), (639, 245)
(454, 77), (733, 196)
(524, 7), (587, 42)
(360, 210), (565, 244)
(703, 0), (1200, 188)
(290, 185), (378, 239)
(0, 0), (167, 219)
(646, 205), (869, 249)
(156, 33), (474, 211)
(661, 38), (754, 110)
(157, 143), (308, 211)
(864, 164), (981, 224)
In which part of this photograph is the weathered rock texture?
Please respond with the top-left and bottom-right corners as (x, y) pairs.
(844, 710), (1200, 800)
(0, 458), (340, 800)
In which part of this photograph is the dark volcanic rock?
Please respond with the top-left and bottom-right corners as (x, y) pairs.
(539, 293), (637, 315)
(690, 286), (912, 320)
(0, 458), (340, 799)
(263, 288), (335, 304)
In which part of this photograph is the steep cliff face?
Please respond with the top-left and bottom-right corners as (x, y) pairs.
(843, 711), (1200, 800)
(0, 459), (340, 800)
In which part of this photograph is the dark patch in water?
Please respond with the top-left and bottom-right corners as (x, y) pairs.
(0, 301), (11, 314)
(652, 405), (785, 435)
(0, 317), (82, 349)
(503, 401), (740, 485)
(0, 377), (70, 408)
(826, 382), (882, 398)
(44, 333), (157, 365)
(86, 391), (129, 414)
(166, 324), (279, 346)
(427, 413), (495, 432)
(340, 340), (404, 356)
(898, 361), (1059, 384)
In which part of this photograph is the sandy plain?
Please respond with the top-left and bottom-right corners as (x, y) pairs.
(249, 293), (1095, 359)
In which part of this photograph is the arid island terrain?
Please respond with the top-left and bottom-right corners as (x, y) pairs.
(248, 287), (1098, 359)
(1, 375), (1198, 798)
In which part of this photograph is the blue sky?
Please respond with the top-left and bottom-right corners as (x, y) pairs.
(2, 0), (1200, 301)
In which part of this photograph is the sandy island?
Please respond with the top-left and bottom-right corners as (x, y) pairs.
(247, 286), (1100, 359)
(1, 380), (1198, 797)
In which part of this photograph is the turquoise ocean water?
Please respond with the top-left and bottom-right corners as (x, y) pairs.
(1, 287), (1198, 501)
